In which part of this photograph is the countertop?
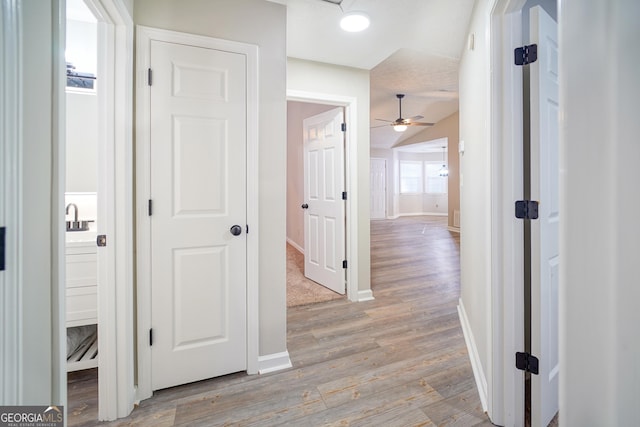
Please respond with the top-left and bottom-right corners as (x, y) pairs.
(65, 222), (97, 248)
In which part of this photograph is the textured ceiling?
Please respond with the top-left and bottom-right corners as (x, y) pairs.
(270, 0), (475, 148)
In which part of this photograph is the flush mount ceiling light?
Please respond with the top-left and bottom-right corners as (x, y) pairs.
(340, 11), (370, 32)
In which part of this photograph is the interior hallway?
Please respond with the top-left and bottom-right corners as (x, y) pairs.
(69, 216), (490, 426)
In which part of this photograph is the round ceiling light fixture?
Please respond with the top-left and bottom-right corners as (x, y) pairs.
(393, 124), (407, 132)
(340, 11), (370, 32)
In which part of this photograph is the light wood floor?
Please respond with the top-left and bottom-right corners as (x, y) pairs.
(69, 216), (492, 426)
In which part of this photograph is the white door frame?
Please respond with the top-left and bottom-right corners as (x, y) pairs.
(135, 26), (260, 401)
(66, 0), (135, 420)
(488, 0), (527, 425)
(287, 90), (360, 302)
(0, 0), (25, 404)
(84, 0), (135, 420)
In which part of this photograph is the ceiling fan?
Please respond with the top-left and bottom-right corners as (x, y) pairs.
(372, 94), (435, 132)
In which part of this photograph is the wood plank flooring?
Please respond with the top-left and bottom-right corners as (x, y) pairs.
(70, 216), (492, 426)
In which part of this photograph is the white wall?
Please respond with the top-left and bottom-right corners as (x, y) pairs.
(66, 91), (98, 192)
(458, 0), (493, 407)
(287, 57), (371, 294)
(560, 0), (640, 424)
(286, 101), (336, 250)
(134, 0), (288, 357)
(66, 19), (97, 76)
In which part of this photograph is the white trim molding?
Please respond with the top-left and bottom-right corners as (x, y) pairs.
(257, 351), (293, 375)
(447, 226), (460, 233)
(69, 0), (136, 420)
(286, 237), (304, 254)
(357, 289), (375, 302)
(0, 0), (23, 404)
(397, 212), (448, 217)
(489, 0), (527, 425)
(458, 298), (488, 412)
(135, 26), (260, 401)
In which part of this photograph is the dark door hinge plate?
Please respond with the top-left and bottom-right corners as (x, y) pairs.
(97, 234), (107, 247)
(515, 352), (539, 375)
(342, 191), (347, 200)
(342, 260), (348, 269)
(515, 200), (539, 220)
(515, 44), (538, 65)
(149, 329), (154, 346)
(0, 227), (5, 271)
(341, 123), (346, 132)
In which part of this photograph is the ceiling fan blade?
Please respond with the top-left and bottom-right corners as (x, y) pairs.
(370, 124), (390, 129)
(409, 122), (435, 126)
(408, 115), (424, 121)
(375, 118), (394, 123)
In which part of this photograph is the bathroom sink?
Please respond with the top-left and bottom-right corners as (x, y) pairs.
(66, 220), (94, 232)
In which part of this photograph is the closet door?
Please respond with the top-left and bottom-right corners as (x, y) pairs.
(149, 39), (247, 390)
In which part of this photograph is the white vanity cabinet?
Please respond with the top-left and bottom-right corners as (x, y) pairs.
(66, 239), (98, 371)
(66, 242), (97, 326)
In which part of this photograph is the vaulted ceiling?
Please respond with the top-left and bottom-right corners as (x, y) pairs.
(271, 0), (475, 149)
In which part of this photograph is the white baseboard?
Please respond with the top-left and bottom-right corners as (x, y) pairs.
(457, 298), (488, 413)
(357, 289), (375, 302)
(258, 351), (292, 374)
(398, 212), (448, 217)
(448, 226), (460, 233)
(286, 237), (304, 254)
(386, 215), (400, 220)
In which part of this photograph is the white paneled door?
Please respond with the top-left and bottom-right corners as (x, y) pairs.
(370, 158), (386, 219)
(149, 40), (247, 390)
(303, 107), (346, 295)
(530, 6), (559, 426)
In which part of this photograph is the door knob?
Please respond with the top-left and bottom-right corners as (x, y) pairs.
(230, 225), (242, 236)
(301, 203), (309, 209)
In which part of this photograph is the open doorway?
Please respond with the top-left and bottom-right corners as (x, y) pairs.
(64, 0), (135, 423)
(286, 100), (346, 307)
(64, 1), (101, 422)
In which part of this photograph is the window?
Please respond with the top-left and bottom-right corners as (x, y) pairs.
(399, 160), (423, 193)
(425, 162), (448, 194)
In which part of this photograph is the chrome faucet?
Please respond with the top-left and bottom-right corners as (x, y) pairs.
(65, 203), (79, 222)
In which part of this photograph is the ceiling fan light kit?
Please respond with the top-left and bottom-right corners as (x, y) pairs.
(340, 11), (370, 32)
(373, 94), (435, 130)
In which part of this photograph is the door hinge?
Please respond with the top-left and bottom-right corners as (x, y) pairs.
(0, 227), (5, 271)
(148, 199), (153, 216)
(96, 234), (107, 247)
(515, 200), (539, 220)
(515, 352), (539, 374)
(341, 123), (346, 132)
(342, 191), (347, 200)
(342, 260), (348, 269)
(246, 224), (249, 234)
(147, 68), (153, 86)
(515, 44), (538, 65)
(149, 329), (154, 346)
